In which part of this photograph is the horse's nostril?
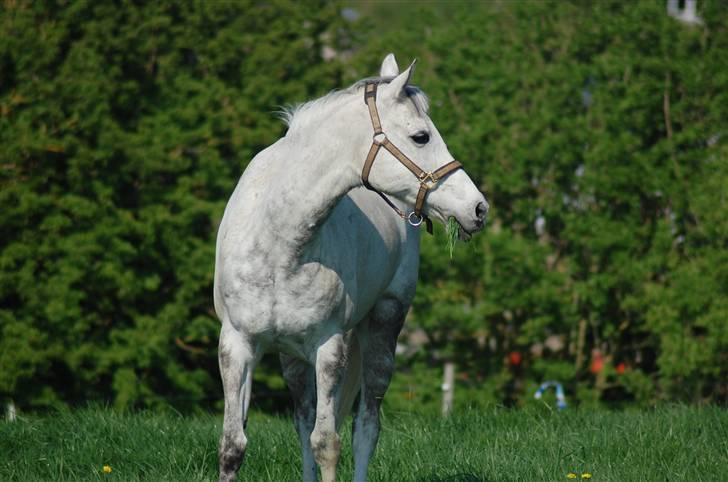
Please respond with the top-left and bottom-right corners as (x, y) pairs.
(475, 201), (489, 220)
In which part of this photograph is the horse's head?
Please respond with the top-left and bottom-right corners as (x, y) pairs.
(360, 53), (489, 239)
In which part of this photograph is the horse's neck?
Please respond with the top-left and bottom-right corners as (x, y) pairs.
(255, 104), (365, 262)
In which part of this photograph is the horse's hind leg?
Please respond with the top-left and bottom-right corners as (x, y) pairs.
(353, 298), (406, 482)
(218, 322), (257, 482)
(281, 354), (317, 482)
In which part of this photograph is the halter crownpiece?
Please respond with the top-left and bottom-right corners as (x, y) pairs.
(361, 82), (463, 235)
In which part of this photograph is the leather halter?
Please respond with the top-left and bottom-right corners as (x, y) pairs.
(361, 82), (462, 234)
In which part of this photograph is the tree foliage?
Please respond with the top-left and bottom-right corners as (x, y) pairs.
(0, 0), (346, 410)
(1, 0), (725, 411)
(355, 0), (727, 409)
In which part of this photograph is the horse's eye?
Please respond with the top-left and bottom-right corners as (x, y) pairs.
(411, 132), (430, 145)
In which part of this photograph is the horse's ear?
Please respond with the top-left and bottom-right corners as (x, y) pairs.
(385, 59), (416, 99)
(380, 53), (399, 77)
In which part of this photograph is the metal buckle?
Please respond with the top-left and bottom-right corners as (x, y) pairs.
(407, 211), (424, 227)
(418, 171), (438, 189)
(373, 132), (386, 145)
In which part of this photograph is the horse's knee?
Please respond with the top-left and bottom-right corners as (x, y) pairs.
(219, 431), (247, 481)
(364, 351), (395, 396)
(310, 427), (341, 467)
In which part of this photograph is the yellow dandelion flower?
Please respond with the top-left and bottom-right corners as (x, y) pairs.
(581, 473), (592, 479)
(567, 474), (578, 479)
(103, 465), (112, 474)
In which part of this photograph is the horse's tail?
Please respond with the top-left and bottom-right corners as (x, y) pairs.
(336, 331), (362, 430)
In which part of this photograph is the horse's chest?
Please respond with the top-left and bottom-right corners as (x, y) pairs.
(274, 264), (346, 331)
(224, 259), (347, 335)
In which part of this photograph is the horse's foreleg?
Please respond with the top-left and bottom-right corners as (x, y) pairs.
(310, 333), (346, 482)
(281, 354), (317, 482)
(218, 322), (257, 482)
(353, 300), (405, 482)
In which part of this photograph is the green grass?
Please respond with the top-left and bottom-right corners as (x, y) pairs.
(1, 405), (726, 481)
(446, 217), (459, 258)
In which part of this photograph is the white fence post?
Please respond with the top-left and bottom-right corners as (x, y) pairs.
(6, 400), (16, 422)
(441, 361), (455, 416)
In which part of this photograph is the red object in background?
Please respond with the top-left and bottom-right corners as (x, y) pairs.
(590, 350), (604, 374)
(615, 362), (627, 375)
(508, 351), (522, 367)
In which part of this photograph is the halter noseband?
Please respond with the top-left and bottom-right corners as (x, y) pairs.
(361, 82), (462, 234)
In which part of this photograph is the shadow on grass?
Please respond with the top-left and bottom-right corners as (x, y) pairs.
(420, 473), (490, 482)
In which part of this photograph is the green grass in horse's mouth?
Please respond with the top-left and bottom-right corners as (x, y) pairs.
(446, 217), (458, 258)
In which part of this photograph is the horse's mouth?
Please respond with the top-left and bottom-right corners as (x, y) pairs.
(453, 215), (487, 241)
(456, 220), (472, 241)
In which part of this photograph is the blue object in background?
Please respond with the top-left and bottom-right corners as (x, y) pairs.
(534, 381), (567, 410)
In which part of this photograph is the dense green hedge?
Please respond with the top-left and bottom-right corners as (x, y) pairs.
(0, 0), (347, 410)
(1, 1), (726, 412)
(373, 0), (728, 410)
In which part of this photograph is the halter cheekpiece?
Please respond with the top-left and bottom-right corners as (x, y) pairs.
(361, 81), (462, 234)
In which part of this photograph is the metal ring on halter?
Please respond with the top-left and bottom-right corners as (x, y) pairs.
(408, 211), (424, 227)
(373, 132), (387, 145)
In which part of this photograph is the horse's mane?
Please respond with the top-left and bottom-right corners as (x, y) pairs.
(279, 77), (429, 133)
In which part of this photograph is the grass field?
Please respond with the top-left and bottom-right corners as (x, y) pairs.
(2, 405), (726, 481)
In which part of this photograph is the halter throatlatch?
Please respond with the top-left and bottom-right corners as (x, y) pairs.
(361, 82), (462, 235)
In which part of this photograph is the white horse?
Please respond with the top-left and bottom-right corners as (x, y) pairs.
(214, 53), (488, 482)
